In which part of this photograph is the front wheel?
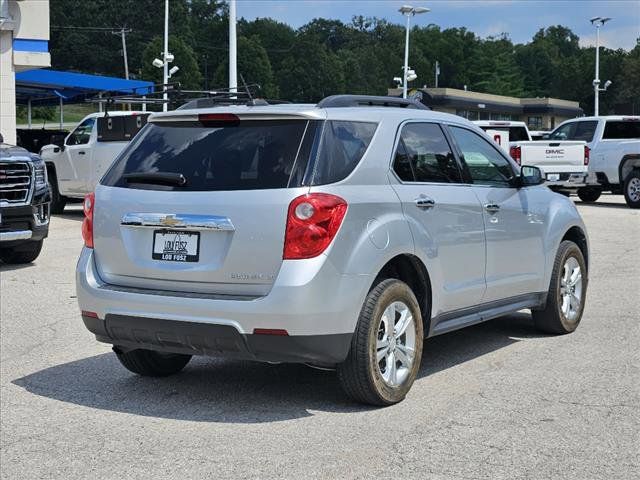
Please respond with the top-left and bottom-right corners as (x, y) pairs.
(577, 187), (601, 203)
(47, 172), (67, 214)
(0, 239), (44, 264)
(532, 240), (587, 334)
(338, 279), (424, 406)
(623, 170), (640, 209)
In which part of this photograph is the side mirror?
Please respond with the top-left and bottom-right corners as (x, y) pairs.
(520, 165), (545, 187)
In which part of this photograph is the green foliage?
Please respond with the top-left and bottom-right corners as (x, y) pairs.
(48, 1), (639, 114)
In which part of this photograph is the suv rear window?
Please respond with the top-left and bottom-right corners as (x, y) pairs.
(603, 121), (640, 139)
(102, 119), (377, 191)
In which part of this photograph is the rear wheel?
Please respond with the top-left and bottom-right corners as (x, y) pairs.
(577, 187), (601, 203)
(114, 348), (192, 377)
(338, 279), (423, 406)
(0, 240), (43, 264)
(623, 170), (640, 209)
(532, 240), (587, 334)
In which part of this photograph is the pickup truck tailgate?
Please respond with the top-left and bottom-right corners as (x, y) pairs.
(517, 141), (587, 169)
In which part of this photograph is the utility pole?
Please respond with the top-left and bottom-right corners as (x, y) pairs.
(111, 27), (131, 79)
(229, 0), (237, 95)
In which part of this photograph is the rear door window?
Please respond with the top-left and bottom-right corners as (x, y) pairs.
(550, 121), (598, 141)
(603, 121), (640, 139)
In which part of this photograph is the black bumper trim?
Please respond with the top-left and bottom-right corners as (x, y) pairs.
(83, 314), (352, 365)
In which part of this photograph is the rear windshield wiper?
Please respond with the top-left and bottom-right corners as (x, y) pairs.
(124, 172), (187, 187)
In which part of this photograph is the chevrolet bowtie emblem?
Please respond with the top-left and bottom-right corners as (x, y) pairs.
(160, 216), (181, 227)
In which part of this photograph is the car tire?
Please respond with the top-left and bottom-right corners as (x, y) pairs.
(532, 240), (587, 334)
(338, 278), (423, 406)
(0, 240), (44, 264)
(577, 187), (601, 203)
(48, 173), (67, 214)
(114, 348), (192, 377)
(623, 170), (640, 209)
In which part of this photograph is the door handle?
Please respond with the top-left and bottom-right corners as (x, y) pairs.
(484, 203), (500, 214)
(414, 196), (435, 209)
(78, 151), (86, 155)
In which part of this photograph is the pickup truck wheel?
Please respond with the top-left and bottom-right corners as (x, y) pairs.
(0, 240), (44, 264)
(337, 279), (423, 406)
(577, 187), (601, 203)
(114, 348), (192, 377)
(47, 171), (67, 214)
(623, 170), (640, 208)
(532, 240), (587, 335)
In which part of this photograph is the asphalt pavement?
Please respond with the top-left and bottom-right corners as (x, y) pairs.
(1, 195), (638, 479)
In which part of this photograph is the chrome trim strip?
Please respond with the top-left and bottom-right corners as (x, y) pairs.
(0, 230), (33, 241)
(121, 213), (235, 231)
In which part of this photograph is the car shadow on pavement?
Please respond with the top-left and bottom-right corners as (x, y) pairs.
(575, 201), (630, 209)
(13, 313), (544, 423)
(54, 209), (84, 222)
(0, 262), (35, 272)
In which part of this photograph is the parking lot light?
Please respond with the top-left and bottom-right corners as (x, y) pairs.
(399, 5), (430, 98)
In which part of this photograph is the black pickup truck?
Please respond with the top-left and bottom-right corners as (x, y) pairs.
(0, 136), (51, 264)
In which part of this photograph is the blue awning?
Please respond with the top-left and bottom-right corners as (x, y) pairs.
(15, 69), (155, 106)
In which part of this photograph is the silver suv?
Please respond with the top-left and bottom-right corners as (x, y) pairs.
(77, 95), (589, 405)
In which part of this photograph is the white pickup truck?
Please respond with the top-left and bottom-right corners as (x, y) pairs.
(544, 116), (640, 208)
(40, 111), (149, 213)
(474, 120), (590, 192)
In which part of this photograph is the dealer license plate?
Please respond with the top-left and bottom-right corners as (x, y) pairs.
(152, 230), (200, 262)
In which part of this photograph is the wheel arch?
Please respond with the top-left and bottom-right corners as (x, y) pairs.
(618, 154), (640, 185)
(371, 254), (432, 335)
(561, 226), (589, 272)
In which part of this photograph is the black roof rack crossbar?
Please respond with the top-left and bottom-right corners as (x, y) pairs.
(317, 95), (429, 110)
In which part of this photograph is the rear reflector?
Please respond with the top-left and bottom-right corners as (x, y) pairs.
(253, 328), (289, 336)
(81, 310), (99, 319)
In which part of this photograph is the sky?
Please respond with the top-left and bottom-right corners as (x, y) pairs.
(235, 0), (640, 51)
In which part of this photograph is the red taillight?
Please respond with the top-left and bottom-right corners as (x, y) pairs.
(81, 310), (99, 319)
(509, 145), (521, 165)
(81, 192), (94, 248)
(584, 146), (590, 166)
(283, 193), (347, 260)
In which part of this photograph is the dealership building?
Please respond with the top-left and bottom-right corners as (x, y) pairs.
(389, 87), (583, 131)
(1, 0), (51, 145)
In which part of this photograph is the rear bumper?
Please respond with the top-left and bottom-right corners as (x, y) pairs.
(76, 248), (371, 364)
(83, 313), (351, 365)
(542, 171), (593, 189)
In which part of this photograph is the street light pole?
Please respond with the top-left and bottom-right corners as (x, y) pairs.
(402, 13), (410, 99)
(399, 5), (430, 99)
(163, 0), (169, 112)
(229, 0), (237, 95)
(590, 16), (611, 116)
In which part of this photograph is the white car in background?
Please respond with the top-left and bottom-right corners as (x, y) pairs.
(546, 116), (640, 208)
(40, 111), (149, 213)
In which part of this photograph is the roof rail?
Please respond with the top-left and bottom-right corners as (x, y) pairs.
(317, 95), (429, 110)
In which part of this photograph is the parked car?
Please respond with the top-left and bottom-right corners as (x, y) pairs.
(545, 116), (640, 208)
(76, 95), (590, 405)
(530, 130), (551, 141)
(0, 136), (51, 264)
(40, 111), (149, 213)
(473, 120), (532, 144)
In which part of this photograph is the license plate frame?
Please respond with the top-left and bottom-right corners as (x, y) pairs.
(152, 229), (200, 262)
(546, 173), (560, 182)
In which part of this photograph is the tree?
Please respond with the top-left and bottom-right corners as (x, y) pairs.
(213, 35), (278, 97)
